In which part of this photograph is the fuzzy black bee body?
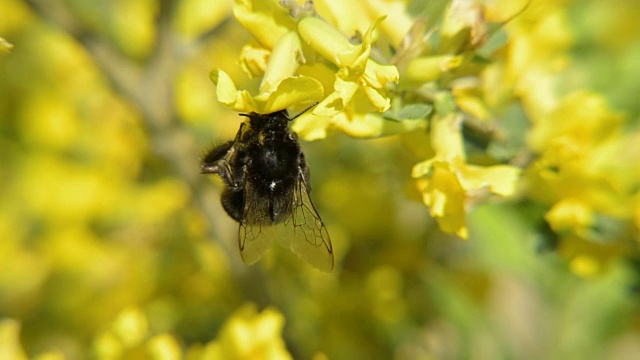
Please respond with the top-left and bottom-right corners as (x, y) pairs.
(201, 109), (333, 272)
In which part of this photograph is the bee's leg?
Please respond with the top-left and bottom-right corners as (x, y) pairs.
(212, 161), (244, 191)
(201, 141), (234, 173)
(201, 120), (245, 173)
(201, 139), (246, 191)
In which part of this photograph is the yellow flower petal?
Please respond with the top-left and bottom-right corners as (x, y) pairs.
(259, 31), (303, 94)
(313, 0), (373, 39)
(331, 111), (385, 138)
(314, 76), (359, 116)
(362, 85), (391, 112)
(363, 0), (413, 45)
(439, 0), (487, 53)
(362, 61), (399, 111)
(546, 198), (593, 235)
(233, 0), (294, 49)
(430, 113), (465, 161)
(291, 113), (332, 140)
(209, 68), (256, 111)
(314, 62), (397, 117)
(211, 68), (322, 114)
(298, 16), (357, 67)
(239, 42), (270, 78)
(412, 159), (435, 178)
(363, 60), (400, 89)
(453, 83), (490, 120)
(528, 91), (622, 153)
(400, 55), (463, 88)
(460, 164), (521, 196)
(348, 16), (386, 72)
(202, 304), (292, 359)
(299, 16), (397, 118)
(420, 162), (469, 239)
(260, 76), (324, 114)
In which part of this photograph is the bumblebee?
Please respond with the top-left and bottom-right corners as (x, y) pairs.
(201, 106), (334, 272)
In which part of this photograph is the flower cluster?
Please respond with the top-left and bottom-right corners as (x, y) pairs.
(211, 0), (400, 138)
(211, 0), (640, 269)
(212, 0), (522, 239)
(3, 305), (291, 359)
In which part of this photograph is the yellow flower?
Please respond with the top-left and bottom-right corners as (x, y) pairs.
(413, 113), (520, 238)
(210, 31), (324, 114)
(309, 0), (413, 48)
(525, 92), (634, 240)
(310, 0), (379, 43)
(527, 92), (623, 154)
(556, 235), (624, 278)
(216, 3), (399, 137)
(451, 79), (490, 121)
(416, 162), (468, 238)
(497, 0), (573, 120)
(297, 16), (399, 116)
(91, 307), (187, 358)
(239, 40), (271, 78)
(293, 92), (426, 140)
(198, 304), (292, 360)
(93, 307), (149, 358)
(360, 0), (414, 46)
(521, 87), (640, 274)
(545, 198), (594, 237)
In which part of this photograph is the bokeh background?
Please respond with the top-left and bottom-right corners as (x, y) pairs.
(1, 0), (640, 359)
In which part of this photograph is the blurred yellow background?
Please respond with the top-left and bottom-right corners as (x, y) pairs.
(1, 0), (640, 359)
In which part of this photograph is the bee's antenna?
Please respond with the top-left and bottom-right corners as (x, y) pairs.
(289, 102), (319, 121)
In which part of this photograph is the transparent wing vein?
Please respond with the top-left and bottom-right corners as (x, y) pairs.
(287, 173), (334, 272)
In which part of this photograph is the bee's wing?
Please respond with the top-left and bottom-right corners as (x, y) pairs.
(238, 220), (284, 265)
(284, 172), (334, 272)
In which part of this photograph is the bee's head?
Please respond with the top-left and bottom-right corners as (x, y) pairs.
(239, 103), (318, 128)
(240, 111), (289, 132)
